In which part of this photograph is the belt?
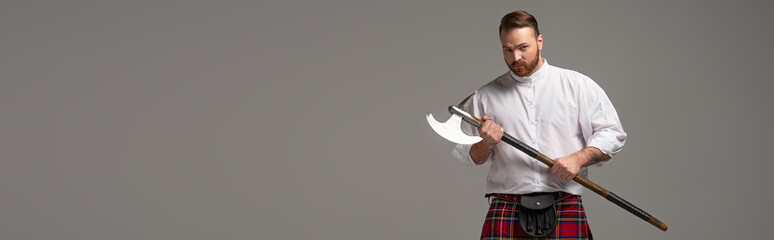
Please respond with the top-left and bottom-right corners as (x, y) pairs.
(485, 192), (575, 204)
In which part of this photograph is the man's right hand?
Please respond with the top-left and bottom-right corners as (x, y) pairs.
(478, 116), (504, 147)
(469, 116), (504, 165)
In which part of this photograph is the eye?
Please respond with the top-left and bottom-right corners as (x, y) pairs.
(520, 46), (528, 50)
(504, 48), (513, 52)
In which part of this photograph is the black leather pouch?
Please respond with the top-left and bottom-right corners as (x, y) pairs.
(518, 193), (557, 238)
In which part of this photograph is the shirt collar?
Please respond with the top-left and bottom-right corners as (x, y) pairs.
(509, 58), (549, 83)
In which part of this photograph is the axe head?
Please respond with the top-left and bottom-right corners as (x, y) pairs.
(426, 112), (482, 144)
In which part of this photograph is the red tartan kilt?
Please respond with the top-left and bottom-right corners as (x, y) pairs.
(481, 193), (593, 240)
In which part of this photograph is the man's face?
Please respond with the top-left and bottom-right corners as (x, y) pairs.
(500, 27), (543, 77)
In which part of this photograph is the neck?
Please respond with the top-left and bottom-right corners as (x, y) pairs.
(530, 57), (545, 76)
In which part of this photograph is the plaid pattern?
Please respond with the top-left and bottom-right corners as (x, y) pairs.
(481, 192), (593, 240)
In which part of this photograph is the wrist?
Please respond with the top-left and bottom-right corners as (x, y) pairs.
(476, 141), (495, 150)
(572, 150), (592, 166)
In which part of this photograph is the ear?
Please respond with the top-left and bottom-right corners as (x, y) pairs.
(537, 34), (543, 51)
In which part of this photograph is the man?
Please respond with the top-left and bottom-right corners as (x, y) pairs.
(452, 10), (626, 239)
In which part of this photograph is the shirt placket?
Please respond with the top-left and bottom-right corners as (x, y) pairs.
(525, 79), (540, 190)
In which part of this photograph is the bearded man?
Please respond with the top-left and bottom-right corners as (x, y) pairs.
(452, 10), (627, 239)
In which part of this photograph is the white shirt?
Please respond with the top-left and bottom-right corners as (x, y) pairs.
(452, 59), (626, 195)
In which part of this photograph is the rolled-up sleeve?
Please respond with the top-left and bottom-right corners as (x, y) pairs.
(579, 79), (627, 166)
(452, 144), (477, 165)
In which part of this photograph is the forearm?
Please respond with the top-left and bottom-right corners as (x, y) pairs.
(577, 146), (611, 167)
(550, 146), (612, 181)
(469, 142), (494, 165)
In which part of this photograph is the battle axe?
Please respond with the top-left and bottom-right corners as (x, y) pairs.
(426, 95), (668, 232)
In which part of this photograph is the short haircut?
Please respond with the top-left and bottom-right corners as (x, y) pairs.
(499, 10), (540, 37)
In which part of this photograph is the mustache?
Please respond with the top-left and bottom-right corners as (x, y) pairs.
(511, 60), (527, 67)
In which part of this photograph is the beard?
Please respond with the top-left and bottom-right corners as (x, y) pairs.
(509, 50), (541, 77)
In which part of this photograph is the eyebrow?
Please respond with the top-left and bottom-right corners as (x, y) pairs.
(503, 42), (529, 48)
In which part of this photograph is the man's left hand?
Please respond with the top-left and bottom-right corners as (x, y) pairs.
(549, 152), (587, 181)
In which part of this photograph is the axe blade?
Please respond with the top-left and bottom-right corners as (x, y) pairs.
(426, 112), (482, 145)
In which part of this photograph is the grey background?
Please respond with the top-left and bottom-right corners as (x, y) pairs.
(2, 1), (773, 239)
